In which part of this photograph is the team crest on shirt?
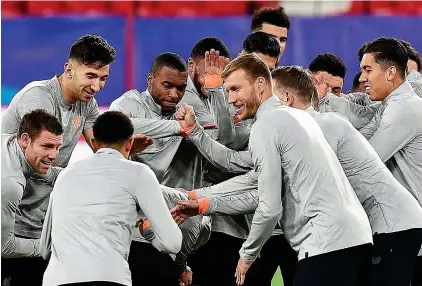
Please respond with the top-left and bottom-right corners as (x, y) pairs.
(73, 115), (81, 135)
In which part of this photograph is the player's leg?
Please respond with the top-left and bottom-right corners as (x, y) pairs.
(368, 229), (422, 286)
(293, 244), (371, 286)
(128, 241), (180, 286)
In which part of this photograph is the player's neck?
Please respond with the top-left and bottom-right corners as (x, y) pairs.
(259, 87), (273, 104)
(58, 74), (78, 105)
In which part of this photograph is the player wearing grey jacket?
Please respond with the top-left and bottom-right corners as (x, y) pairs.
(40, 111), (183, 286)
(1, 35), (115, 242)
(176, 64), (422, 286)
(1, 110), (64, 286)
(110, 52), (222, 286)
(181, 54), (373, 286)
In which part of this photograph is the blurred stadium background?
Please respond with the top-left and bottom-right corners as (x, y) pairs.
(1, 1), (422, 285)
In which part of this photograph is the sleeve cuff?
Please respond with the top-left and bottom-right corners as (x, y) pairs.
(239, 247), (258, 264)
(180, 124), (197, 138)
(204, 75), (223, 89)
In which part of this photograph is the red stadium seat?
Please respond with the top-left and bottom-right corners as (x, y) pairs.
(1, 1), (24, 17)
(107, 1), (135, 15)
(152, 1), (200, 17)
(201, 1), (249, 16)
(62, 1), (107, 15)
(27, 1), (63, 16)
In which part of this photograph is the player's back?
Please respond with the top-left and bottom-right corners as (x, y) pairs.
(313, 111), (422, 234)
(44, 148), (148, 286)
(253, 104), (372, 259)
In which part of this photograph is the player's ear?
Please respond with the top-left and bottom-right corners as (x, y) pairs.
(255, 76), (265, 93)
(147, 73), (153, 87)
(188, 58), (196, 74)
(90, 138), (100, 153)
(126, 138), (134, 153)
(386, 66), (397, 81)
(20, 133), (31, 149)
(285, 91), (294, 106)
(64, 63), (73, 78)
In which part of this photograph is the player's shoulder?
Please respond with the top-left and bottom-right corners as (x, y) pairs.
(386, 90), (422, 115)
(179, 89), (203, 107)
(322, 111), (350, 125)
(15, 79), (55, 100)
(110, 89), (142, 109)
(120, 158), (156, 178)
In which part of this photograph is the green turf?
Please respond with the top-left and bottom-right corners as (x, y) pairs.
(271, 267), (284, 286)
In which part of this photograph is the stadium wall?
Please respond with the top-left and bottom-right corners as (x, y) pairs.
(2, 15), (422, 107)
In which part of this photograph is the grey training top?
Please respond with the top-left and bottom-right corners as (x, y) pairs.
(241, 96), (372, 262)
(109, 89), (183, 184)
(1, 134), (61, 258)
(1, 75), (100, 239)
(360, 80), (422, 207)
(40, 148), (182, 286)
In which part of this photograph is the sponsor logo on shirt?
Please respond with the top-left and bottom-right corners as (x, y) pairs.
(73, 115), (81, 135)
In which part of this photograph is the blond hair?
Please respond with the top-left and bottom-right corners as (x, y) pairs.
(222, 53), (272, 86)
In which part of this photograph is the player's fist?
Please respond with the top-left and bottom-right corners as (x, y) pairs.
(179, 268), (193, 285)
(176, 104), (196, 129)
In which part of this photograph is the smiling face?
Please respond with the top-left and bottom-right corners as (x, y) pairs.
(225, 69), (261, 121)
(21, 130), (63, 174)
(65, 60), (109, 103)
(148, 66), (187, 112)
(359, 53), (394, 101)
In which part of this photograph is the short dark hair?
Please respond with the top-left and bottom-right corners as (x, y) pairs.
(309, 53), (347, 79)
(352, 72), (362, 90)
(18, 109), (63, 140)
(190, 37), (231, 60)
(243, 32), (281, 59)
(359, 37), (408, 78)
(251, 7), (290, 31)
(69, 34), (116, 67)
(150, 52), (187, 75)
(271, 65), (316, 104)
(357, 42), (368, 62)
(93, 111), (134, 144)
(399, 40), (422, 72)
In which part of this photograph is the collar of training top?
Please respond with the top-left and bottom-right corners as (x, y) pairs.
(305, 105), (317, 115)
(383, 80), (414, 104)
(96, 148), (125, 159)
(407, 69), (422, 82)
(186, 75), (206, 98)
(143, 89), (167, 115)
(255, 95), (281, 119)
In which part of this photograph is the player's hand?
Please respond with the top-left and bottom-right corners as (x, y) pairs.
(320, 71), (342, 95)
(204, 49), (230, 77)
(311, 72), (328, 98)
(170, 205), (190, 225)
(179, 268), (193, 285)
(175, 200), (200, 216)
(235, 258), (253, 286)
(202, 49), (230, 89)
(130, 134), (153, 155)
(176, 104), (196, 129)
(135, 218), (149, 236)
